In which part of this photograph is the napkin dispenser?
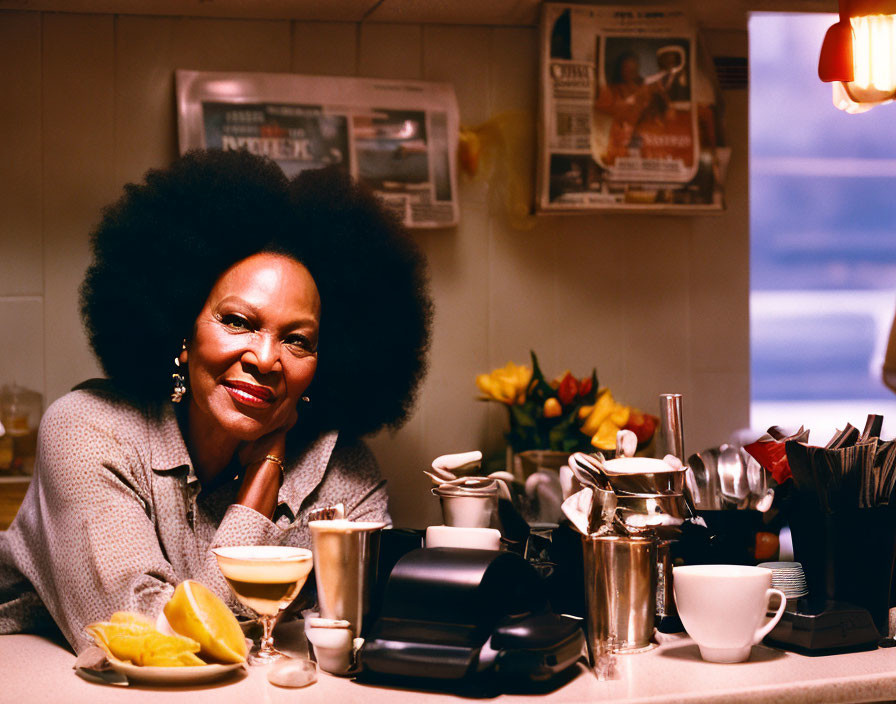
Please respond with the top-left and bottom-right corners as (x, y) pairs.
(360, 547), (584, 683)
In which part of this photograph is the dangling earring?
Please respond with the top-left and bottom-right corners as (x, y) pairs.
(171, 340), (187, 403)
(301, 396), (310, 403)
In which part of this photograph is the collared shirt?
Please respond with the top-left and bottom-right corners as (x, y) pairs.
(0, 384), (390, 652)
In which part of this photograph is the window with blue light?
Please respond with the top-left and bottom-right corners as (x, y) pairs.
(750, 12), (896, 438)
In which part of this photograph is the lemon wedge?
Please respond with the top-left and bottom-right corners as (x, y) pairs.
(164, 580), (248, 663)
(110, 611), (155, 629)
(85, 612), (205, 667)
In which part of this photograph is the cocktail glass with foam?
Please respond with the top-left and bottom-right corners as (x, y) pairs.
(212, 545), (313, 665)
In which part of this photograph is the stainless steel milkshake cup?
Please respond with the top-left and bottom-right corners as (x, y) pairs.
(582, 533), (656, 657)
(309, 519), (386, 639)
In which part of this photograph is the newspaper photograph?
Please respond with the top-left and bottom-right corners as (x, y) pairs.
(177, 70), (459, 228)
(537, 3), (728, 212)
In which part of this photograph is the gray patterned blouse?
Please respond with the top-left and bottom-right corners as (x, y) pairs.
(0, 383), (390, 652)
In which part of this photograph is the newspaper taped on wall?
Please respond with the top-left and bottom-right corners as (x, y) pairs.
(177, 70), (459, 228)
(537, 4), (729, 212)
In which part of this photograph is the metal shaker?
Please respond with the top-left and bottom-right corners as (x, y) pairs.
(656, 392), (688, 633)
(582, 533), (656, 657)
(659, 393), (685, 461)
(309, 520), (385, 639)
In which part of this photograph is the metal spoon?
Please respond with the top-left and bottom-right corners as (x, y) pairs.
(717, 444), (749, 509)
(424, 466), (457, 483)
(569, 452), (613, 491)
(588, 487), (622, 534)
(423, 468), (456, 484)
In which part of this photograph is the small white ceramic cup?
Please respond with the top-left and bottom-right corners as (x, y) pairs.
(425, 524), (502, 550)
(433, 490), (497, 528)
(673, 564), (786, 663)
(304, 617), (354, 675)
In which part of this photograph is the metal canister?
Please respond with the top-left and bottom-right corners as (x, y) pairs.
(582, 533), (656, 658)
(309, 519), (385, 640)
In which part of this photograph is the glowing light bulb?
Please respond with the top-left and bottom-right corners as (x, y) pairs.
(850, 14), (896, 91)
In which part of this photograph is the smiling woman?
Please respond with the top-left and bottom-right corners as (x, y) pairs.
(0, 149), (432, 653)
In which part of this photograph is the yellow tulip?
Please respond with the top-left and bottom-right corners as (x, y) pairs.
(476, 361), (532, 405)
(591, 418), (621, 451)
(610, 404), (630, 427)
(580, 389), (616, 436)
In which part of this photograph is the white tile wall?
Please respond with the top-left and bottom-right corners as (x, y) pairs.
(0, 10), (749, 526)
(0, 13), (42, 299)
(0, 298), (45, 398)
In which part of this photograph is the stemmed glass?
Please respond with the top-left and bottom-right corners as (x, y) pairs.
(211, 545), (313, 665)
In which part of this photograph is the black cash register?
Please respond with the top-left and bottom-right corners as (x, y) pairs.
(360, 547), (584, 683)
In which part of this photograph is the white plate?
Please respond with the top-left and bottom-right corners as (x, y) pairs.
(107, 656), (245, 685)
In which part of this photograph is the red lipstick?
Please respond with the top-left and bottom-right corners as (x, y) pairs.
(223, 380), (275, 407)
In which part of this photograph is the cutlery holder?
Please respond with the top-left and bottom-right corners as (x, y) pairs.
(788, 492), (896, 636)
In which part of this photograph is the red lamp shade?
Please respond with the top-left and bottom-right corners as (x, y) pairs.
(818, 18), (854, 82)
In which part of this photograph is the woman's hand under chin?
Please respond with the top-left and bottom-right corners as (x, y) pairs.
(235, 406), (299, 518)
(237, 406), (299, 467)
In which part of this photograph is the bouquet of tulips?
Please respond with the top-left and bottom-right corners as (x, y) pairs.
(476, 352), (657, 453)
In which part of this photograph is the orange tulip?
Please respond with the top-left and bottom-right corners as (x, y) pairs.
(543, 397), (562, 418)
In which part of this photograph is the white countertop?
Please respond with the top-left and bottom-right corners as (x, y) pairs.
(3, 626), (896, 704)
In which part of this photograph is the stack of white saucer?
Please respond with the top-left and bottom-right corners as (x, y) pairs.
(758, 561), (808, 610)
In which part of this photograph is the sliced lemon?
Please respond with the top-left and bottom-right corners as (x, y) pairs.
(85, 616), (205, 667)
(109, 611), (155, 629)
(164, 580), (248, 663)
(108, 631), (204, 666)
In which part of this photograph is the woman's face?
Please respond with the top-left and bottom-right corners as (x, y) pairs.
(184, 252), (321, 443)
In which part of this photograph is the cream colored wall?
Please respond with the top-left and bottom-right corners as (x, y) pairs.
(0, 11), (749, 528)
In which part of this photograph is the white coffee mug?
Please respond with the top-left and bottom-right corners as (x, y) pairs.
(673, 564), (786, 663)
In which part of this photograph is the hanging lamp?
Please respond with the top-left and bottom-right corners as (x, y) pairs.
(818, 0), (896, 112)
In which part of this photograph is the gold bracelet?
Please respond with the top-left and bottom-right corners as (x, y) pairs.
(262, 454), (285, 471)
(253, 454), (285, 485)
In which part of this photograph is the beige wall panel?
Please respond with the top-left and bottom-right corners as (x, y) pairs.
(42, 13), (114, 404)
(0, 298), (45, 397)
(689, 88), (750, 377)
(489, 27), (537, 115)
(370, 176), (492, 522)
(115, 16), (183, 182)
(358, 23), (422, 80)
(368, 0), (541, 26)
(291, 21), (358, 75)
(546, 215), (630, 394)
(423, 25), (490, 126)
(0, 12), (42, 296)
(688, 369), (751, 454)
(367, 408), (430, 526)
(168, 16), (292, 72)
(114, 16), (292, 184)
(487, 216), (559, 371)
(418, 204), (491, 454)
(485, 27), (538, 218)
(0, 1), (378, 22)
(616, 220), (693, 411)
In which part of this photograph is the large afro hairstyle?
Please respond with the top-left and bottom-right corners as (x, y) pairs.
(80, 148), (432, 441)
